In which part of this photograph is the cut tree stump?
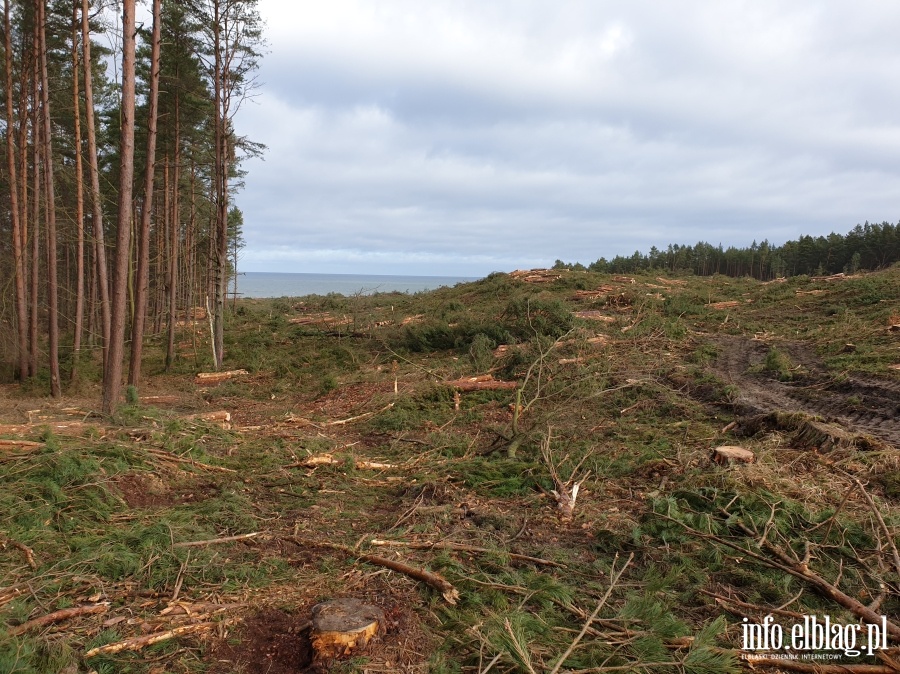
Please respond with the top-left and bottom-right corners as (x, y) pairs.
(310, 599), (384, 661)
(711, 446), (756, 465)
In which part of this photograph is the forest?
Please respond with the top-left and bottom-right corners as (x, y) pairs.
(0, 0), (262, 410)
(554, 221), (900, 280)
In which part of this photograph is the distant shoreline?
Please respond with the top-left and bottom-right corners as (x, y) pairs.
(237, 271), (481, 298)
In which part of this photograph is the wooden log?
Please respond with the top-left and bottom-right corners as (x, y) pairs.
(0, 439), (44, 450)
(139, 395), (181, 405)
(573, 311), (616, 322)
(445, 375), (518, 391)
(84, 620), (225, 658)
(9, 603), (109, 636)
(184, 410), (232, 428)
(711, 446), (756, 465)
(310, 599), (384, 661)
(193, 369), (249, 385)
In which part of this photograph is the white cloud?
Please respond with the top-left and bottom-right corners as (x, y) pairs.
(234, 0), (900, 274)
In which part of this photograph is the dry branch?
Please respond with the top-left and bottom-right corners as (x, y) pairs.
(84, 620), (229, 658)
(9, 602), (109, 636)
(173, 532), (261, 548)
(184, 410), (231, 428)
(369, 539), (565, 568)
(659, 514), (900, 640)
(145, 447), (236, 473)
(285, 537), (459, 604)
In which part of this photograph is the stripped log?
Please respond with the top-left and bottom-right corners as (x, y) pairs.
(445, 375), (518, 391)
(193, 369), (249, 385)
(10, 603), (109, 636)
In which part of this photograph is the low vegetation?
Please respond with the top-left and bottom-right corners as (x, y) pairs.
(1, 264), (899, 673)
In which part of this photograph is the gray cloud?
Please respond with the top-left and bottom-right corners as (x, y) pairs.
(234, 0), (900, 275)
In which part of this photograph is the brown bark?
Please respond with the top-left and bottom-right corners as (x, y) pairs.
(165, 111), (180, 370)
(128, 0), (161, 387)
(4, 0), (26, 380)
(82, 0), (110, 368)
(70, 1), (85, 380)
(28, 31), (39, 379)
(37, 0), (61, 397)
(102, 0), (137, 414)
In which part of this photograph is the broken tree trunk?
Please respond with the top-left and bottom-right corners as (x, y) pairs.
(194, 369), (249, 385)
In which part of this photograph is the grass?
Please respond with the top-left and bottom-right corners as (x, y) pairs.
(1, 265), (898, 672)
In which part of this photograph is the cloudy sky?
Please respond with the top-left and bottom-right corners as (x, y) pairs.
(234, 0), (900, 276)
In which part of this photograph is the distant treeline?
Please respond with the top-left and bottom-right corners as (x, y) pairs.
(553, 221), (900, 280)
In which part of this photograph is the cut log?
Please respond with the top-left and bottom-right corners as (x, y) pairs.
(193, 369), (249, 385)
(445, 375), (518, 391)
(310, 599), (384, 661)
(711, 445), (756, 465)
(574, 311), (616, 322)
(0, 439), (44, 450)
(184, 410), (232, 428)
(139, 395), (181, 406)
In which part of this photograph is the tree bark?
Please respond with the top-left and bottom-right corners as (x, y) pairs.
(70, 0), (86, 381)
(128, 0), (161, 387)
(37, 0), (62, 397)
(4, 0), (27, 381)
(82, 0), (110, 370)
(102, 0), (137, 414)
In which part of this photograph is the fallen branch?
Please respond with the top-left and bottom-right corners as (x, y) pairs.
(842, 473), (900, 580)
(193, 369), (249, 385)
(285, 537), (459, 604)
(10, 602), (109, 636)
(698, 589), (805, 619)
(1, 537), (37, 570)
(84, 619), (230, 658)
(325, 402), (395, 426)
(657, 513), (900, 640)
(145, 447), (236, 473)
(173, 532), (261, 548)
(369, 539), (565, 568)
(549, 553), (634, 674)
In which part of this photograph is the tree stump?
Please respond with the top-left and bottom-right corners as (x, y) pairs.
(310, 599), (384, 661)
(711, 445), (755, 465)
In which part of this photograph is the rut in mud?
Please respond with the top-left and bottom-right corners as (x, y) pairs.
(712, 335), (900, 449)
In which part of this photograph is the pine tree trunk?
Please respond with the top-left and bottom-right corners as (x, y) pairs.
(70, 0), (86, 381)
(128, 0), (161, 387)
(102, 0), (137, 414)
(82, 0), (110, 370)
(28, 35), (40, 380)
(4, 0), (27, 381)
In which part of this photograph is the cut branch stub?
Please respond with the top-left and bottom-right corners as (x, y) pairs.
(310, 599), (384, 661)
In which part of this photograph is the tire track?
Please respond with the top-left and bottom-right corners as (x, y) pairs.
(711, 336), (900, 449)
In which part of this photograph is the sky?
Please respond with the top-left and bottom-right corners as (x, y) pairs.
(234, 0), (900, 277)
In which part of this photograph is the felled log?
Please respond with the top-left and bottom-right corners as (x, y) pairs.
(10, 603), (109, 636)
(310, 599), (384, 661)
(193, 369), (249, 385)
(84, 621), (225, 658)
(445, 375), (518, 391)
(184, 410), (232, 428)
(139, 395), (181, 406)
(711, 445), (755, 465)
(708, 300), (741, 309)
(0, 439), (44, 450)
(574, 311), (616, 322)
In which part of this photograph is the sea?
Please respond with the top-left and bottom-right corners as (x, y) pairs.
(237, 272), (481, 298)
